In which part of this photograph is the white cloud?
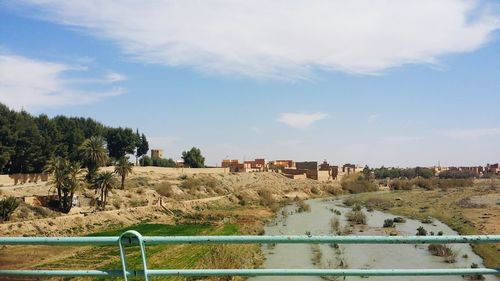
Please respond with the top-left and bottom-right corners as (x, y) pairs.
(439, 128), (500, 139)
(16, 0), (499, 79)
(278, 112), (328, 129)
(0, 52), (125, 111)
(105, 72), (127, 82)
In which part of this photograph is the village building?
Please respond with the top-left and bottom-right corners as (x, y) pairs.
(151, 149), (164, 159)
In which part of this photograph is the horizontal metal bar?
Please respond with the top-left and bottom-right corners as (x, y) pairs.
(0, 236), (119, 245)
(142, 235), (500, 245)
(147, 268), (500, 276)
(1, 235), (499, 246)
(1, 268), (499, 277)
(0, 270), (126, 277)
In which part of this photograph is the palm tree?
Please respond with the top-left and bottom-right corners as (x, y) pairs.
(114, 157), (133, 189)
(43, 158), (83, 213)
(91, 171), (116, 210)
(79, 136), (108, 181)
(43, 157), (67, 211)
(60, 161), (84, 213)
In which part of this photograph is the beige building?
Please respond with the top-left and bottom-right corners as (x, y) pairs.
(151, 149), (164, 159)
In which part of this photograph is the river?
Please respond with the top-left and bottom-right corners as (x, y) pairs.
(248, 197), (498, 281)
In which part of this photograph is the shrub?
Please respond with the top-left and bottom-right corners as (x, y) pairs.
(155, 182), (174, 197)
(428, 244), (457, 263)
(129, 199), (147, 207)
(416, 226), (427, 236)
(330, 217), (340, 234)
(342, 180), (378, 193)
(352, 204), (362, 211)
(310, 186), (320, 195)
(389, 179), (413, 190)
(421, 217), (433, 224)
(346, 210), (366, 225)
(341, 173), (378, 193)
(297, 201), (311, 213)
(0, 197), (20, 221)
(180, 176), (219, 190)
(393, 217), (406, 223)
(383, 219), (394, 228)
(258, 189), (275, 207)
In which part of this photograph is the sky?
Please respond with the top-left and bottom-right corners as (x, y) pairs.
(1, 0), (500, 167)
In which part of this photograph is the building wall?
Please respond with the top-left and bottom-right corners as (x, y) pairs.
(318, 170), (331, 181)
(151, 149), (164, 159)
(296, 161), (318, 180)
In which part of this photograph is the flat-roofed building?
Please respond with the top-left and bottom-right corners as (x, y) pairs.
(151, 149), (164, 159)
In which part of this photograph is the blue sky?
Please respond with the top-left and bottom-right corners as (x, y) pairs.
(1, 1), (499, 167)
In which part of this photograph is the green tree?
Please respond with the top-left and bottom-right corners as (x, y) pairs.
(362, 165), (371, 179)
(182, 147), (205, 168)
(140, 155), (153, 166)
(91, 171), (117, 210)
(106, 127), (138, 160)
(0, 104), (15, 173)
(79, 136), (108, 181)
(43, 158), (83, 213)
(136, 133), (149, 166)
(114, 157), (133, 189)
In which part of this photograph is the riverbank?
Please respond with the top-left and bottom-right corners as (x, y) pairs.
(342, 182), (499, 268)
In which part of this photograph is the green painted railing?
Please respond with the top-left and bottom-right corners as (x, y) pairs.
(0, 232), (499, 280)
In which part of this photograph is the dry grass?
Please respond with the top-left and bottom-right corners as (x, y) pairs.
(428, 244), (457, 263)
(345, 210), (366, 225)
(155, 181), (174, 197)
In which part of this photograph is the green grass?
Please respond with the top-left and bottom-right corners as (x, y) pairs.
(88, 223), (213, 237)
(37, 223), (242, 281)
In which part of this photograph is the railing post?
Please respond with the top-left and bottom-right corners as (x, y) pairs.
(118, 230), (149, 281)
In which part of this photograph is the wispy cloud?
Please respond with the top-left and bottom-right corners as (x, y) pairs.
(0, 52), (125, 111)
(439, 128), (500, 140)
(278, 112), (328, 129)
(16, 0), (500, 79)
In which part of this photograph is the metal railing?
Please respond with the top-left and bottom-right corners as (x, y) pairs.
(0, 231), (499, 280)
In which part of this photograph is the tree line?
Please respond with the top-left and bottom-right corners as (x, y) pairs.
(0, 103), (149, 174)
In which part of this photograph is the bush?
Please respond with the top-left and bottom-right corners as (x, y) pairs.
(428, 244), (457, 263)
(310, 186), (320, 195)
(393, 217), (406, 223)
(155, 182), (174, 197)
(0, 197), (20, 221)
(258, 189), (275, 207)
(297, 201), (311, 213)
(389, 179), (413, 190)
(330, 217), (340, 234)
(180, 176), (219, 191)
(341, 173), (378, 193)
(416, 226), (427, 236)
(346, 210), (366, 225)
(383, 219), (394, 228)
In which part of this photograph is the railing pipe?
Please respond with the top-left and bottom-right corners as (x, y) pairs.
(1, 235), (499, 246)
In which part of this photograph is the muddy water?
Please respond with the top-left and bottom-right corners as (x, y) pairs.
(249, 198), (498, 281)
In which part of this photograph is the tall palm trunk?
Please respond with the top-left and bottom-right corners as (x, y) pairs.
(121, 174), (125, 189)
(56, 185), (62, 210)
